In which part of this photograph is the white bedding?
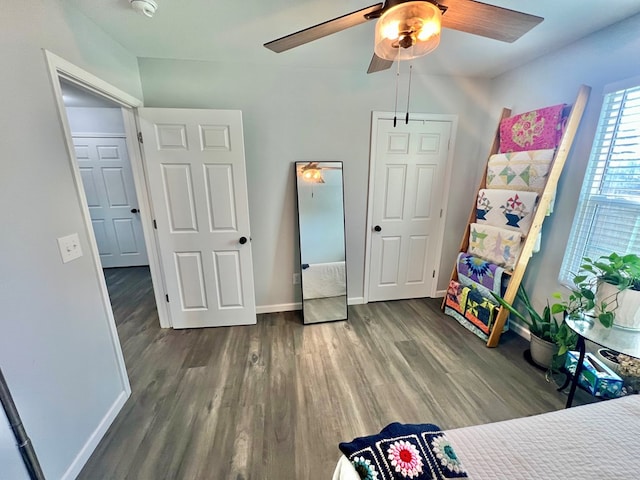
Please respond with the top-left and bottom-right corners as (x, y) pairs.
(302, 261), (346, 299)
(333, 395), (640, 479)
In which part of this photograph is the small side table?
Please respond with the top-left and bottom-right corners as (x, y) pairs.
(564, 315), (640, 408)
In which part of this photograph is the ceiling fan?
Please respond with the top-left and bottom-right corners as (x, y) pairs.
(264, 0), (543, 74)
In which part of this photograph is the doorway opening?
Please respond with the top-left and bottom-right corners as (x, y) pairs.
(45, 51), (171, 345)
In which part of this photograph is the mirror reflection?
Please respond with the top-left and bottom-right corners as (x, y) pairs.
(295, 161), (347, 324)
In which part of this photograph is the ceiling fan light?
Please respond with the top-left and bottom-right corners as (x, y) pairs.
(417, 19), (440, 41)
(374, 1), (442, 61)
(381, 21), (401, 40)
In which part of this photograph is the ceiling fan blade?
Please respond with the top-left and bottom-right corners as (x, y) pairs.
(367, 54), (393, 74)
(439, 0), (543, 43)
(264, 3), (383, 53)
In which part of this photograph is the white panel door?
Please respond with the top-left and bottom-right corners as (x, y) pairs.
(138, 108), (256, 328)
(368, 118), (452, 302)
(74, 136), (148, 268)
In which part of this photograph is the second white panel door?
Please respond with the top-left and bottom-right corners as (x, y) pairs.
(74, 136), (148, 268)
(368, 117), (452, 302)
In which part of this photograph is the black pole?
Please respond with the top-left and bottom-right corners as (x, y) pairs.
(0, 367), (46, 479)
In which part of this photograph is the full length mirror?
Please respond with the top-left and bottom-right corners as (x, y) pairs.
(295, 161), (347, 324)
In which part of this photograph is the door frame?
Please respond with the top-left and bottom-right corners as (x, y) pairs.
(44, 51), (172, 339)
(363, 111), (458, 303)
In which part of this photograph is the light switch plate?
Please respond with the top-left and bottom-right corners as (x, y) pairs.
(57, 233), (83, 263)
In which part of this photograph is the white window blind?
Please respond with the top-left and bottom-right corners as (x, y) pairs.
(560, 84), (640, 284)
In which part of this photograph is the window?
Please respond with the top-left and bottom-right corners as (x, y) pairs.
(560, 83), (640, 284)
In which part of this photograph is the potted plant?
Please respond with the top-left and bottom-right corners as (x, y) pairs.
(561, 253), (640, 329)
(493, 286), (577, 369)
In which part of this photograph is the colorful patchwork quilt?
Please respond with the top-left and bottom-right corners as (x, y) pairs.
(456, 253), (506, 298)
(499, 104), (566, 153)
(476, 189), (538, 234)
(339, 422), (468, 480)
(444, 280), (502, 341)
(468, 223), (523, 269)
(486, 149), (555, 193)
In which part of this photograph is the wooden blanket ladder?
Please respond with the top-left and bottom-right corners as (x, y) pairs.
(442, 84), (591, 347)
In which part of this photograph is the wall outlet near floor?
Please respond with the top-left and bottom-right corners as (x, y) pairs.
(293, 273), (301, 285)
(57, 233), (83, 264)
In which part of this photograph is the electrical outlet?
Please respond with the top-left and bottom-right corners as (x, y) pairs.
(57, 233), (83, 264)
(293, 273), (301, 285)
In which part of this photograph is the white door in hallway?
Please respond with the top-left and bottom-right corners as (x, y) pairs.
(138, 108), (256, 328)
(74, 136), (149, 268)
(367, 116), (453, 302)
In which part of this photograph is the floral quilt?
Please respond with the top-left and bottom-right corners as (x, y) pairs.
(468, 223), (523, 269)
(339, 422), (468, 480)
(476, 188), (538, 235)
(499, 104), (565, 153)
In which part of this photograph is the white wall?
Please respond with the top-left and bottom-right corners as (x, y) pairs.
(0, 2), (141, 478)
(487, 13), (640, 316)
(139, 58), (492, 306)
(65, 107), (125, 135)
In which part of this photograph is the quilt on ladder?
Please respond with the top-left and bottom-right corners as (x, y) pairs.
(486, 148), (555, 194)
(476, 189), (538, 235)
(467, 223), (523, 269)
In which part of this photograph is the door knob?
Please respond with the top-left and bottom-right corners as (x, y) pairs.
(239, 236), (248, 245)
(374, 225), (382, 232)
(131, 208), (139, 214)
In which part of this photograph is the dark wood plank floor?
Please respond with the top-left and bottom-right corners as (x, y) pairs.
(81, 267), (577, 479)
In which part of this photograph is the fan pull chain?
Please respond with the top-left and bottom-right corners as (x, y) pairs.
(405, 64), (413, 124)
(393, 60), (401, 128)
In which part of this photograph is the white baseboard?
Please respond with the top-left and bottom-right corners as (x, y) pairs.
(434, 289), (446, 298)
(256, 296), (365, 314)
(509, 320), (531, 340)
(256, 302), (301, 314)
(61, 389), (129, 480)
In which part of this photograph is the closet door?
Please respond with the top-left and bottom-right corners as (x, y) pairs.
(367, 116), (452, 302)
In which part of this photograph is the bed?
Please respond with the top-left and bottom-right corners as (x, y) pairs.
(302, 261), (346, 299)
(332, 395), (640, 479)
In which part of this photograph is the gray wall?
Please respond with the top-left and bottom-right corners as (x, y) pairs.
(139, 58), (492, 305)
(487, 13), (640, 317)
(0, 2), (141, 479)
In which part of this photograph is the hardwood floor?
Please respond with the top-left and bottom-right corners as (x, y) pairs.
(82, 267), (577, 479)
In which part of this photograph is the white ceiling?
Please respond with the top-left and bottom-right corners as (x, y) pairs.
(66, 0), (640, 77)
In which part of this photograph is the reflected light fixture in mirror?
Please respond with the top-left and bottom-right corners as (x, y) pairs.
(374, 1), (442, 61)
(299, 162), (325, 183)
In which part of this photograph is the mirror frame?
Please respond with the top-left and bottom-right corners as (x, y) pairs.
(294, 161), (348, 324)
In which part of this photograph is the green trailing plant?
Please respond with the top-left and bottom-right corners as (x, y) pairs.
(555, 253), (640, 328)
(492, 286), (577, 358)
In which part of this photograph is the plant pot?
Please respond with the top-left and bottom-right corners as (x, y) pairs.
(529, 334), (558, 369)
(595, 348), (621, 373)
(597, 282), (640, 330)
